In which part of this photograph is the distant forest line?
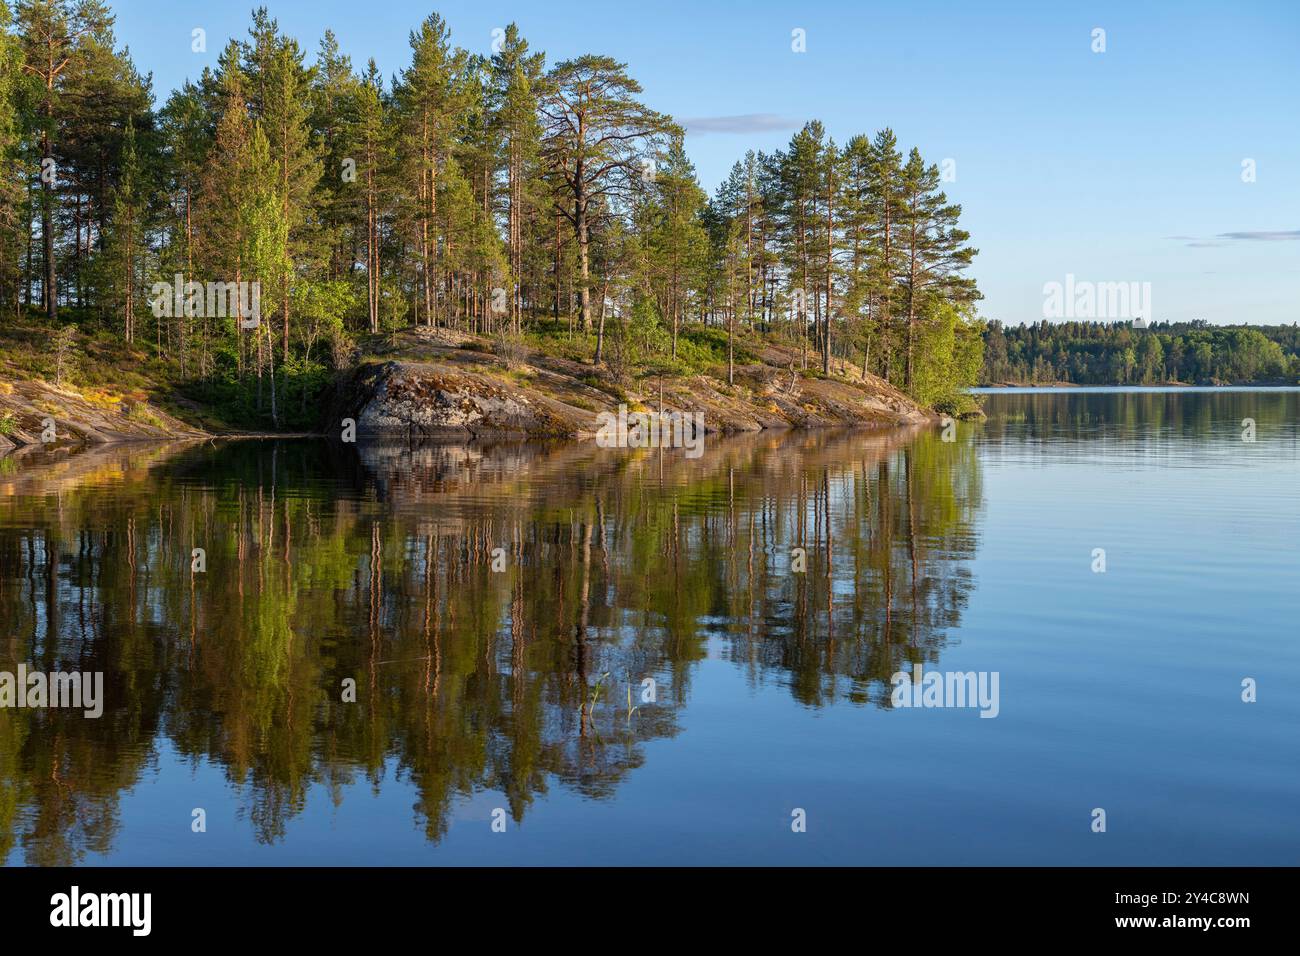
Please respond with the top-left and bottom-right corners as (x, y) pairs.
(981, 320), (1300, 386)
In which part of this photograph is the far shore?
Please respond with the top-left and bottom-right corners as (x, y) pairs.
(974, 381), (1296, 389)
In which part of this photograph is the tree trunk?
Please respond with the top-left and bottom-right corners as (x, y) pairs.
(41, 123), (56, 323)
(728, 301), (735, 386)
(594, 278), (609, 364)
(576, 197), (591, 334)
(123, 218), (133, 344)
(23, 178), (33, 308)
(823, 177), (833, 375)
(906, 216), (918, 391)
(269, 324), (279, 427)
(553, 210), (562, 328)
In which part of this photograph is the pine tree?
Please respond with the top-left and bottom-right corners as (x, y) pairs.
(158, 80), (211, 373)
(489, 24), (544, 332)
(776, 122), (829, 369)
(841, 134), (875, 376)
(454, 56), (505, 333)
(394, 13), (466, 328)
(715, 151), (763, 334)
(310, 30), (356, 283)
(244, 121), (286, 424)
(539, 55), (675, 345)
(100, 116), (144, 343)
(56, 9), (152, 313)
(244, 13), (320, 365)
(719, 218), (748, 385)
(349, 61), (391, 334)
(15, 0), (114, 321)
(865, 128), (905, 383)
(0, 1), (24, 317)
(820, 138), (840, 374)
(646, 138), (707, 358)
(0, 6), (991, 421)
(197, 43), (256, 376)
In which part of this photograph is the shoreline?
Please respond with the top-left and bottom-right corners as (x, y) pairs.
(976, 381), (1295, 389)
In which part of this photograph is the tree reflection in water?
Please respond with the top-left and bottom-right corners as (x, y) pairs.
(0, 427), (982, 861)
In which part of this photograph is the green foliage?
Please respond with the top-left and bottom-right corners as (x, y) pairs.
(669, 324), (751, 375)
(619, 297), (671, 365)
(291, 278), (356, 362)
(984, 320), (1298, 385)
(910, 301), (985, 413)
(125, 401), (163, 427)
(0, 4), (988, 428)
(0, 430), (989, 852)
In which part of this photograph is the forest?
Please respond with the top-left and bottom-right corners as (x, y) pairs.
(982, 320), (1300, 386)
(0, 1), (986, 431)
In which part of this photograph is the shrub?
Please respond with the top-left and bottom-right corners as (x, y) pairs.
(126, 402), (164, 428)
(50, 324), (79, 387)
(493, 329), (528, 369)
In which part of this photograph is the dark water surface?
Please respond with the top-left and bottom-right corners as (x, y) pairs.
(1, 389), (1296, 865)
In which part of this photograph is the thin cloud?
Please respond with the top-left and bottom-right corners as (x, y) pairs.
(1216, 230), (1300, 241)
(680, 113), (799, 135)
(1167, 230), (1299, 246)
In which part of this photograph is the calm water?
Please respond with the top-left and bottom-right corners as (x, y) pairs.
(1, 389), (1296, 865)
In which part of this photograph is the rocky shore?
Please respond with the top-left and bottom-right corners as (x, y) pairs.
(330, 330), (937, 442)
(2, 328), (940, 451)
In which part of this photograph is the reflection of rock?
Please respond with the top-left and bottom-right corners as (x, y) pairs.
(355, 427), (933, 515)
(0, 439), (203, 498)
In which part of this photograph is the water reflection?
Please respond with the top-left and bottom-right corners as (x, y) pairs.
(978, 387), (1299, 444)
(0, 427), (982, 862)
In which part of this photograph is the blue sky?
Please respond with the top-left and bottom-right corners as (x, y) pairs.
(110, 0), (1299, 326)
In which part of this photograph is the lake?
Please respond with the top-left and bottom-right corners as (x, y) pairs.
(1, 388), (1296, 865)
